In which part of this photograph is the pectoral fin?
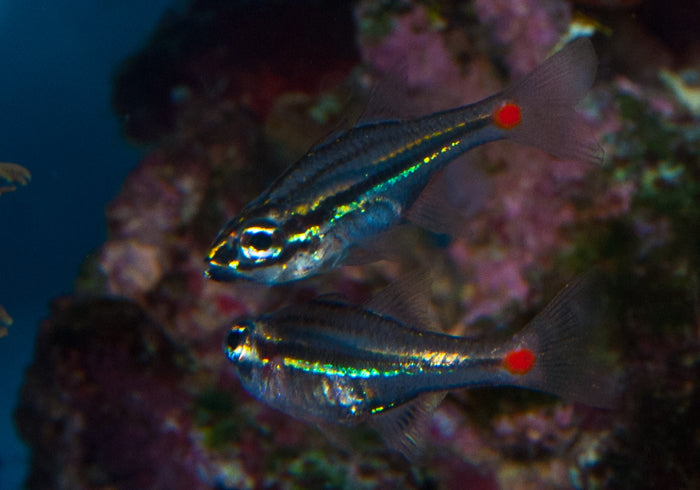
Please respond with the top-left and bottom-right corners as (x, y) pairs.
(406, 158), (491, 236)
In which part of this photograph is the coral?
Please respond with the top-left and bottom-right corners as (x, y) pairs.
(14, 297), (205, 489)
(473, 0), (571, 76)
(111, 0), (359, 144)
(659, 68), (700, 118)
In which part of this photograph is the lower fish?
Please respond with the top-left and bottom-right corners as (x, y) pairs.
(206, 38), (601, 284)
(224, 273), (617, 459)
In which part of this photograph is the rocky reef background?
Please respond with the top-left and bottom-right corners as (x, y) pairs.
(15, 0), (700, 488)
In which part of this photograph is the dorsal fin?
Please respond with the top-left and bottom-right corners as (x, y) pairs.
(312, 62), (415, 150)
(364, 269), (437, 331)
(359, 59), (423, 123)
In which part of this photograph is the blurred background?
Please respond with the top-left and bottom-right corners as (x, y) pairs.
(0, 2), (174, 488)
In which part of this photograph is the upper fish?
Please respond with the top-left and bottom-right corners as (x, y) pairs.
(223, 272), (617, 460)
(206, 38), (600, 284)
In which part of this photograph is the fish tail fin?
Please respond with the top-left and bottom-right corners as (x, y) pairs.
(494, 37), (602, 164)
(501, 273), (620, 408)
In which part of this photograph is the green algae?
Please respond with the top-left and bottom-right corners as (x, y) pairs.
(285, 450), (348, 489)
(357, 0), (413, 42)
(560, 88), (699, 334)
(195, 389), (241, 450)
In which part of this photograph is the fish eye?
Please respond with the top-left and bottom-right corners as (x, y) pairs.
(239, 219), (284, 261)
(226, 328), (243, 350)
(245, 231), (272, 251)
(224, 322), (252, 363)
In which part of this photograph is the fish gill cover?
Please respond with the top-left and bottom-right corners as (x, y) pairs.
(14, 0), (700, 489)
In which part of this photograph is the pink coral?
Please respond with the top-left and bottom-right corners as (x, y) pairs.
(473, 0), (570, 76)
(106, 151), (209, 243)
(363, 8), (469, 91)
(100, 239), (164, 297)
(360, 5), (501, 113)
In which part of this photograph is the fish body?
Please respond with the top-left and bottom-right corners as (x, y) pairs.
(0, 162), (31, 196)
(229, 299), (506, 424)
(206, 39), (600, 284)
(224, 274), (616, 458)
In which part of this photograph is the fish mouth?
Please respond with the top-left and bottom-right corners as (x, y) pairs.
(205, 236), (240, 281)
(204, 263), (240, 282)
(204, 263), (264, 284)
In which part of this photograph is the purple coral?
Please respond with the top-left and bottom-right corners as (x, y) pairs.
(473, 0), (570, 76)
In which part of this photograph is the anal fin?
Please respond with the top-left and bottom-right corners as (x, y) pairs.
(368, 392), (446, 461)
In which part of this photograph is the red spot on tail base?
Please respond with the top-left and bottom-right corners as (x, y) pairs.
(493, 102), (522, 130)
(503, 348), (535, 375)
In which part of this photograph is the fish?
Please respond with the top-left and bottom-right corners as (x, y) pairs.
(0, 304), (11, 338)
(0, 162), (31, 196)
(0, 304), (12, 327)
(206, 38), (601, 284)
(223, 272), (617, 459)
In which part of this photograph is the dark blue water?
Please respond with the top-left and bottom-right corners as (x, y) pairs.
(0, 2), (174, 488)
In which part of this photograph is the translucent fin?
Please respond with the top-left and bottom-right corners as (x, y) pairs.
(315, 422), (355, 455)
(360, 60), (419, 122)
(342, 224), (420, 266)
(365, 268), (436, 331)
(406, 156), (491, 236)
(506, 273), (620, 408)
(313, 292), (350, 304)
(499, 37), (603, 164)
(368, 392), (446, 461)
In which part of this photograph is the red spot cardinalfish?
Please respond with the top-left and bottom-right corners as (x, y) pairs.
(223, 272), (617, 460)
(206, 38), (601, 284)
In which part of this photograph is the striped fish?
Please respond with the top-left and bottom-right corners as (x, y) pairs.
(206, 39), (600, 284)
(224, 273), (616, 459)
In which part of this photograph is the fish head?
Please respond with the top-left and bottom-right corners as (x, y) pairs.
(223, 319), (258, 381)
(223, 317), (290, 403)
(205, 210), (333, 284)
(205, 213), (291, 283)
